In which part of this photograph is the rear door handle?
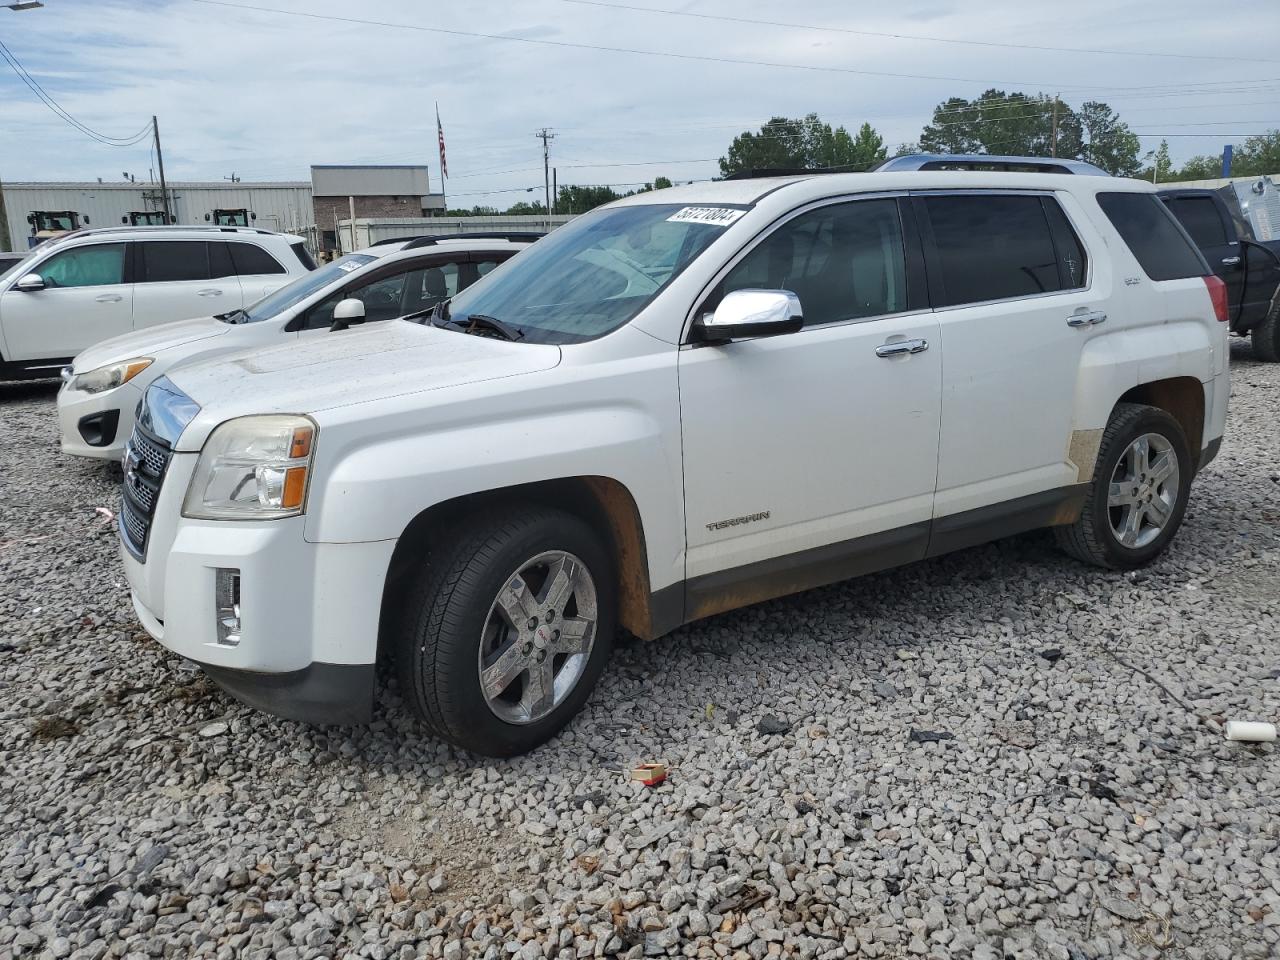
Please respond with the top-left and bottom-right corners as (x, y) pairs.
(1222, 256), (1241, 266)
(1067, 310), (1106, 327)
(197, 288), (224, 297)
(94, 293), (123, 303)
(876, 338), (929, 358)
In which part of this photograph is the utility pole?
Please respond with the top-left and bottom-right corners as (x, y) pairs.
(536, 128), (555, 229)
(552, 167), (557, 215)
(1050, 95), (1059, 158)
(153, 116), (171, 224)
(0, 174), (10, 251)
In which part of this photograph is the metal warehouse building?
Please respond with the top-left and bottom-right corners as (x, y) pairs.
(0, 180), (313, 250)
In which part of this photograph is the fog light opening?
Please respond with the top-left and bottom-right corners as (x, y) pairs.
(216, 568), (241, 647)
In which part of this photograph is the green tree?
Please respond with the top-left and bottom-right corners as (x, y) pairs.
(916, 90), (1139, 175)
(504, 200), (546, 215)
(557, 184), (622, 214)
(719, 114), (887, 176)
(652, 176), (673, 190)
(1142, 139), (1173, 183)
(1077, 101), (1140, 176)
(1175, 132), (1280, 181)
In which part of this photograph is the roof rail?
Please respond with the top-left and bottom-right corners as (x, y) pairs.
(874, 154), (1110, 176)
(51, 224), (285, 239)
(372, 232), (545, 249)
(721, 167), (858, 180)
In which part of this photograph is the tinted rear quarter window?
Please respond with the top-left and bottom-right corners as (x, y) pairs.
(290, 241), (317, 271)
(922, 194), (1065, 306)
(1097, 192), (1207, 281)
(141, 241), (210, 282)
(229, 242), (286, 275)
(1162, 195), (1228, 248)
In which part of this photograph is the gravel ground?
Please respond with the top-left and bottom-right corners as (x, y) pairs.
(2, 343), (1278, 960)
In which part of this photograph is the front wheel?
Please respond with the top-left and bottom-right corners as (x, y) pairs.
(1054, 403), (1193, 569)
(394, 506), (615, 757)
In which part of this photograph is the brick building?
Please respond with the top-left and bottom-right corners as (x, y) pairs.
(310, 165), (445, 254)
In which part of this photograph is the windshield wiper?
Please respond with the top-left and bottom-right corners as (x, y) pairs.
(436, 312), (524, 342)
(217, 308), (248, 324)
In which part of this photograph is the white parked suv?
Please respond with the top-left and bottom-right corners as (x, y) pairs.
(56, 234), (535, 459)
(117, 168), (1229, 756)
(0, 225), (312, 382)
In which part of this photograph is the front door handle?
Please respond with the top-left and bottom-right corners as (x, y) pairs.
(94, 293), (123, 303)
(1067, 310), (1107, 327)
(876, 338), (929, 358)
(1222, 256), (1241, 266)
(197, 288), (224, 297)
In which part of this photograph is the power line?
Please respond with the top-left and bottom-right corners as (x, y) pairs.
(0, 38), (153, 146)
(188, 0), (1277, 93)
(555, 0), (1280, 64)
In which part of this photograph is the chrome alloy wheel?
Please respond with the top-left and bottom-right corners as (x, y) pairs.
(1107, 432), (1180, 549)
(477, 550), (598, 724)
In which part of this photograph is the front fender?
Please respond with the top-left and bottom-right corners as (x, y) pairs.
(301, 344), (685, 593)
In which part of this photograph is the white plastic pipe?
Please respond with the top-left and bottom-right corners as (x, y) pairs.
(1225, 721), (1277, 743)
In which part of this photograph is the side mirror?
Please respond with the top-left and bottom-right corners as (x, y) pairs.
(330, 297), (366, 331)
(122, 216), (129, 224)
(14, 273), (46, 292)
(695, 288), (803, 343)
(83, 216), (90, 225)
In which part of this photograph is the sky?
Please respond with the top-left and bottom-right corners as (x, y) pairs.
(0, 0), (1277, 205)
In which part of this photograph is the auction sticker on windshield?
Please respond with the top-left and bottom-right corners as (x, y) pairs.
(666, 207), (747, 227)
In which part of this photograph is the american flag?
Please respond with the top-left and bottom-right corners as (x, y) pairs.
(436, 104), (448, 180)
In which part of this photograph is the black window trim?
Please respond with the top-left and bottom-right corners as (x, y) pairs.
(910, 188), (1094, 312)
(680, 190), (931, 345)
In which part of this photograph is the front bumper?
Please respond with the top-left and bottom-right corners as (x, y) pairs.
(57, 380), (143, 460)
(122, 474), (397, 723)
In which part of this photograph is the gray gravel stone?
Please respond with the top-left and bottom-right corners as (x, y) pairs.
(2, 346), (1278, 958)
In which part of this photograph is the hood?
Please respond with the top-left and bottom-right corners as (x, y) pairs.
(167, 319), (561, 447)
(70, 315), (230, 373)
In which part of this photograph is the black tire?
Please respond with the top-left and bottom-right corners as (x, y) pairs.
(394, 506), (615, 757)
(1054, 402), (1193, 570)
(1251, 298), (1280, 362)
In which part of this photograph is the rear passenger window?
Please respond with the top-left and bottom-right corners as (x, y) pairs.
(1163, 196), (1228, 248)
(141, 241), (210, 282)
(229, 243), (286, 276)
(922, 195), (1064, 306)
(719, 198), (907, 326)
(1098, 193), (1207, 281)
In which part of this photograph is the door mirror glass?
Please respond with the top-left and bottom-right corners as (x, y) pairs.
(330, 297), (366, 331)
(697, 289), (802, 342)
(14, 272), (46, 292)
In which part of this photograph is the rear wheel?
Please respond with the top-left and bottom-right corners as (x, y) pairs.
(1251, 299), (1280, 362)
(394, 506), (615, 757)
(1054, 403), (1193, 569)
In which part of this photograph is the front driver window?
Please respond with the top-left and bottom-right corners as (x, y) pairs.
(716, 199), (906, 327)
(304, 271), (412, 329)
(36, 243), (126, 289)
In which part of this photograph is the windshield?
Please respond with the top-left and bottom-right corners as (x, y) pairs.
(444, 203), (736, 344)
(236, 254), (376, 322)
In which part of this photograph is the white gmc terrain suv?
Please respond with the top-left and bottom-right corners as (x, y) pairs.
(117, 167), (1230, 756)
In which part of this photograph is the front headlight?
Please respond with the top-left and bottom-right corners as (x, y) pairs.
(183, 415), (316, 520)
(70, 358), (152, 394)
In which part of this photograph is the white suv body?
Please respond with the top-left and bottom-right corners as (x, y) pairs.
(55, 236), (532, 459)
(0, 226), (312, 381)
(117, 171), (1229, 756)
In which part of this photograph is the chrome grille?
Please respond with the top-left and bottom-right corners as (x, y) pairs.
(119, 424), (173, 560)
